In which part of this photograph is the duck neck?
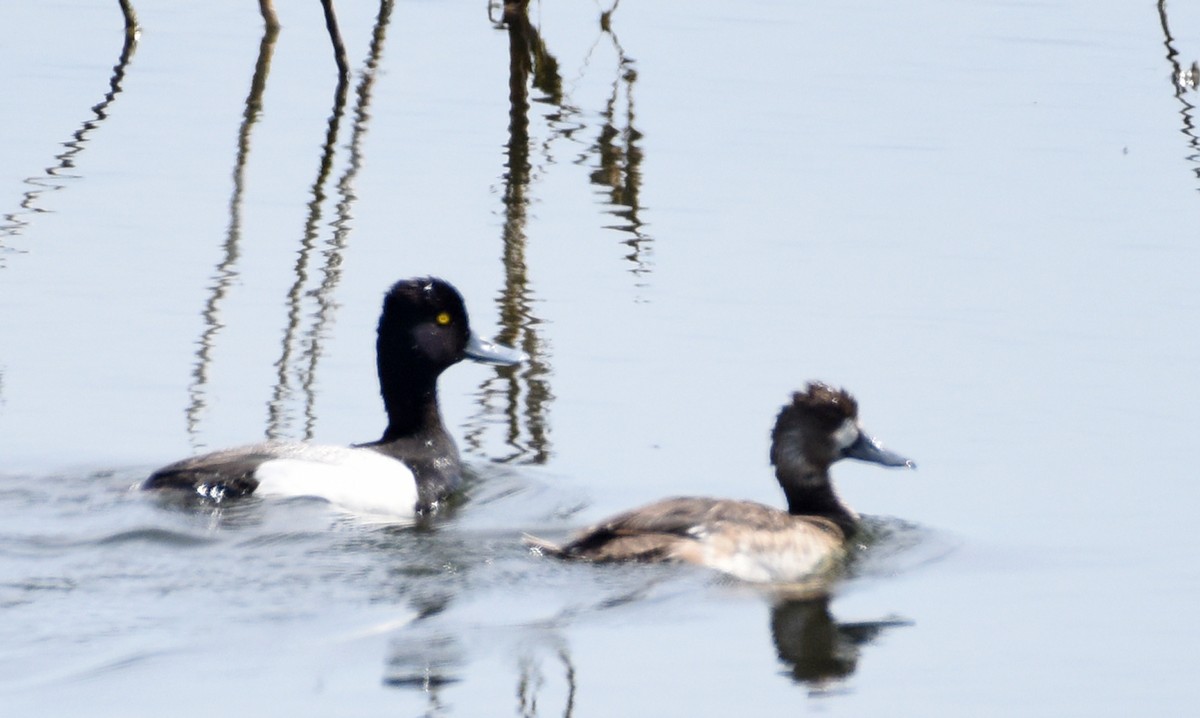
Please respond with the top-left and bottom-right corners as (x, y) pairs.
(778, 467), (859, 538)
(378, 370), (444, 443)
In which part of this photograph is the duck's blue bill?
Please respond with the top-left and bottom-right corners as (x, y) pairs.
(843, 431), (916, 469)
(465, 332), (527, 365)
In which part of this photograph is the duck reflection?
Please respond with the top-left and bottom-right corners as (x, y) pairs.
(770, 593), (910, 691)
(1156, 1), (1200, 187)
(380, 588), (908, 713)
(377, 545), (908, 712)
(0, 15), (138, 255)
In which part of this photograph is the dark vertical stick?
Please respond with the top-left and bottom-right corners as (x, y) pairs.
(320, 0), (352, 82)
(259, 0), (280, 32)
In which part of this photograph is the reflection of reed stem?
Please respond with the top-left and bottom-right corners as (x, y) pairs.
(467, 2), (649, 461)
(464, 2), (554, 465)
(514, 636), (578, 718)
(590, 9), (650, 276)
(118, 0), (139, 35)
(305, 0), (396, 438)
(559, 647), (578, 718)
(269, 1), (394, 441)
(1, 28), (137, 248)
(267, 78), (348, 440)
(187, 19), (279, 445)
(1156, 1), (1200, 188)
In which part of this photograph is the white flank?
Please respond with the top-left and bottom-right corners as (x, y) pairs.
(252, 445), (418, 518)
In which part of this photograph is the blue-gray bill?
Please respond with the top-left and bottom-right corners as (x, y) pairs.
(843, 431), (915, 469)
(465, 332), (527, 365)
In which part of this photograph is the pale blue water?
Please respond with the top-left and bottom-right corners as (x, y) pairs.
(2, 1), (1198, 715)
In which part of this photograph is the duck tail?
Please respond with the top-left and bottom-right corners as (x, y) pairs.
(522, 532), (568, 558)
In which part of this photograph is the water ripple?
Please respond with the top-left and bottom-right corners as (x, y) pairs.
(92, 527), (217, 548)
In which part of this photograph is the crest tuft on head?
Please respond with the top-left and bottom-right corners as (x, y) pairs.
(791, 382), (857, 421)
(770, 382), (859, 466)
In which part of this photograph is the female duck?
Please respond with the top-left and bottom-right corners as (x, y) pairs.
(143, 277), (524, 517)
(528, 383), (914, 582)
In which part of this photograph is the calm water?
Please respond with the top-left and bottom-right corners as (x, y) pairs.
(2, 0), (1198, 715)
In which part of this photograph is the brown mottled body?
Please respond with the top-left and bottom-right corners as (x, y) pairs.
(528, 383), (914, 583)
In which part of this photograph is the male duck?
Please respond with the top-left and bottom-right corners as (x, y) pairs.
(527, 383), (914, 582)
(143, 277), (525, 517)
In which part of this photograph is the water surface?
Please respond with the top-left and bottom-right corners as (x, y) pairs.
(2, 0), (1198, 715)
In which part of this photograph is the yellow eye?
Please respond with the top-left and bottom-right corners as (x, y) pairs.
(435, 312), (452, 326)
